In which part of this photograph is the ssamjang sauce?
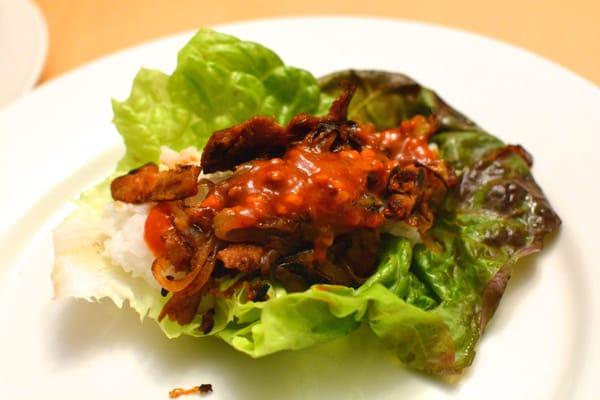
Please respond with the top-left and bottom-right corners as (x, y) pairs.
(197, 118), (439, 262)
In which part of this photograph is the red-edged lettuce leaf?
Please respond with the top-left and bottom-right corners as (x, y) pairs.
(319, 70), (561, 371)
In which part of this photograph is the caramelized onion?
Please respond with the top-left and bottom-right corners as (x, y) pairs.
(151, 235), (216, 293)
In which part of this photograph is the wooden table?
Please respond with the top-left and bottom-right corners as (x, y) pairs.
(36, 0), (600, 86)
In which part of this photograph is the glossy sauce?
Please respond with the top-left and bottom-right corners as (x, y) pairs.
(144, 203), (174, 257)
(357, 116), (438, 163)
(144, 117), (439, 262)
(200, 118), (439, 261)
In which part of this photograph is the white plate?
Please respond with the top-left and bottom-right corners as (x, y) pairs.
(0, 17), (598, 399)
(0, 0), (47, 108)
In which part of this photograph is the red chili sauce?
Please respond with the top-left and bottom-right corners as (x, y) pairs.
(144, 203), (174, 257)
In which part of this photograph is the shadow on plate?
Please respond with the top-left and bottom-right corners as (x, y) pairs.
(483, 231), (560, 334)
(49, 239), (554, 399)
(50, 302), (456, 399)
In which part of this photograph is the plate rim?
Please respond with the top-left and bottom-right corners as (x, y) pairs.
(3, 15), (597, 116)
(0, 15), (598, 399)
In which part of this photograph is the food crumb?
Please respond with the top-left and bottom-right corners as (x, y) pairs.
(169, 384), (213, 398)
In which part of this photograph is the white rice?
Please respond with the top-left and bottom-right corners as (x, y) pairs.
(99, 147), (230, 286)
(100, 201), (156, 286)
(159, 146), (202, 169)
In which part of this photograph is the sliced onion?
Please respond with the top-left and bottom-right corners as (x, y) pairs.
(152, 235), (216, 293)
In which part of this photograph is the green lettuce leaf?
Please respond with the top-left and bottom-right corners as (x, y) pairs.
(112, 29), (321, 171)
(53, 41), (560, 376)
(212, 237), (455, 374)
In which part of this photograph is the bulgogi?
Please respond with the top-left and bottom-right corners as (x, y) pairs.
(110, 86), (455, 325)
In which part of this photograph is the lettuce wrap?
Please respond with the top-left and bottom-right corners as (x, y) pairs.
(52, 29), (560, 375)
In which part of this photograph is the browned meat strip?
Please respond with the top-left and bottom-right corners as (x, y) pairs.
(111, 163), (158, 203)
(158, 289), (204, 325)
(286, 113), (321, 139)
(212, 211), (299, 243)
(217, 244), (266, 272)
(332, 229), (380, 279)
(201, 308), (215, 334)
(162, 229), (192, 270)
(201, 86), (359, 174)
(201, 116), (291, 173)
(111, 163), (200, 203)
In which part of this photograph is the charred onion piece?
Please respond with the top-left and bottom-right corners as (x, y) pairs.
(169, 384), (213, 398)
(152, 234), (216, 293)
(327, 81), (356, 121)
(201, 116), (293, 173)
(158, 235), (219, 324)
(385, 162), (450, 231)
(158, 258), (216, 324)
(111, 163), (201, 203)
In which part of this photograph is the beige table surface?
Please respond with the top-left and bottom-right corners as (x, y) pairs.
(35, 0), (599, 86)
